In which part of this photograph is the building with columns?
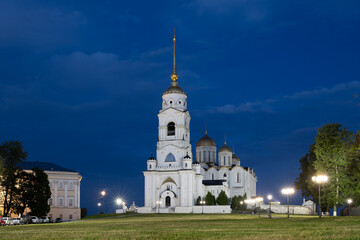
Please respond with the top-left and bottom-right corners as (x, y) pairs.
(22, 161), (82, 221)
(138, 33), (257, 214)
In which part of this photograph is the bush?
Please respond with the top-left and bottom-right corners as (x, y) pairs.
(216, 191), (229, 205)
(205, 192), (216, 205)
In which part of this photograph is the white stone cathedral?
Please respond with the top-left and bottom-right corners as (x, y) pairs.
(139, 33), (257, 213)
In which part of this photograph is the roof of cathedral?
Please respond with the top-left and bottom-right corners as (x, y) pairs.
(196, 131), (216, 147)
(202, 180), (226, 186)
(219, 144), (232, 153)
(232, 153), (240, 161)
(20, 161), (76, 172)
(163, 85), (185, 95)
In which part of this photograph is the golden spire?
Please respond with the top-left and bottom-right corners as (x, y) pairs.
(205, 122), (207, 134)
(170, 28), (179, 85)
(224, 135), (227, 145)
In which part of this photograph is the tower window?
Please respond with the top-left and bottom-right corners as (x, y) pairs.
(178, 101), (181, 104)
(167, 122), (175, 136)
(169, 101), (173, 104)
(165, 153), (176, 162)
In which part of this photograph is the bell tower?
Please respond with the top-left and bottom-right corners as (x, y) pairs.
(156, 29), (192, 168)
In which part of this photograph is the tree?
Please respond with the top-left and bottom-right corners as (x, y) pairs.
(231, 195), (239, 210)
(27, 168), (51, 216)
(294, 144), (330, 212)
(0, 141), (27, 216)
(231, 194), (247, 211)
(314, 123), (354, 216)
(344, 131), (360, 206)
(11, 170), (33, 216)
(196, 196), (201, 205)
(216, 190), (229, 205)
(81, 208), (88, 218)
(205, 192), (215, 205)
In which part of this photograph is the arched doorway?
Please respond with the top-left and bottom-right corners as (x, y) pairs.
(165, 196), (171, 207)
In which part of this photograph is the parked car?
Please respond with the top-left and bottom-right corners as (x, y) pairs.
(55, 218), (62, 223)
(2, 217), (14, 225)
(0, 218), (6, 226)
(31, 216), (40, 224)
(12, 218), (24, 225)
(39, 216), (50, 223)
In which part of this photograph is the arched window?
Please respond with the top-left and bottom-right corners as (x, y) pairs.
(185, 163), (188, 168)
(165, 153), (176, 162)
(212, 174), (214, 180)
(167, 122), (175, 136)
(237, 173), (240, 183)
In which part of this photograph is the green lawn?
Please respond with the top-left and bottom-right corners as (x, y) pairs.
(1, 214), (360, 240)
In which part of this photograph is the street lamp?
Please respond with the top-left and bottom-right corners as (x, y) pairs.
(347, 199), (352, 215)
(100, 190), (106, 214)
(115, 198), (122, 206)
(267, 195), (273, 218)
(97, 202), (101, 215)
(281, 187), (295, 218)
(200, 200), (205, 214)
(312, 175), (328, 218)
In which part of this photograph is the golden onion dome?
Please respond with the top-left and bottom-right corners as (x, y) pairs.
(163, 85), (185, 95)
(196, 132), (216, 147)
(232, 153), (240, 161)
(219, 144), (232, 153)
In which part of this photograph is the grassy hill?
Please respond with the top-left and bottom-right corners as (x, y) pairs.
(1, 214), (360, 239)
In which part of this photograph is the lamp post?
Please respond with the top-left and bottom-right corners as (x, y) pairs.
(100, 190), (106, 214)
(312, 175), (328, 218)
(281, 188), (295, 218)
(200, 200), (205, 214)
(97, 202), (101, 215)
(347, 199), (352, 216)
(267, 195), (272, 218)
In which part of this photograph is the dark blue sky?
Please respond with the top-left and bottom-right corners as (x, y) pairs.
(1, 0), (359, 214)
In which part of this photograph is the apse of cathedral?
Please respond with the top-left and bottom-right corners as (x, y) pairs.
(141, 31), (257, 213)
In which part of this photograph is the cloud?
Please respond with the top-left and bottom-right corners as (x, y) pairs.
(213, 100), (275, 114)
(211, 81), (360, 114)
(50, 51), (165, 91)
(285, 81), (360, 99)
(0, 1), (86, 48)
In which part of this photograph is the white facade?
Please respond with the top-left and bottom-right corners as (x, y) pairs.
(140, 34), (257, 214)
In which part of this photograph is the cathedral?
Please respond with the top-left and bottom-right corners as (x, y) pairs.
(139, 33), (257, 213)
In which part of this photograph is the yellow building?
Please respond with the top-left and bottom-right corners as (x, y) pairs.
(1, 161), (82, 221)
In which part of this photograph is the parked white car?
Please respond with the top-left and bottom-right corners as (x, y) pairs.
(39, 217), (50, 223)
(31, 216), (40, 224)
(2, 217), (14, 225)
(12, 218), (24, 225)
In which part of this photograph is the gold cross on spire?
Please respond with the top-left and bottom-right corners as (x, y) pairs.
(171, 28), (179, 84)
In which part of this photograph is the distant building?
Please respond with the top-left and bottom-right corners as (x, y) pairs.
(0, 161), (82, 220)
(139, 33), (256, 214)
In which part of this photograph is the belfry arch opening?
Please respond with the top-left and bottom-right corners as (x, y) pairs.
(167, 122), (175, 136)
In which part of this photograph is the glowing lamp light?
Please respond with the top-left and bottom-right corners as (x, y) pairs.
(267, 195), (272, 200)
(101, 190), (106, 196)
(312, 175), (328, 184)
(97, 203), (101, 207)
(347, 199), (353, 204)
(116, 198), (122, 205)
(281, 188), (295, 195)
(255, 197), (264, 202)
